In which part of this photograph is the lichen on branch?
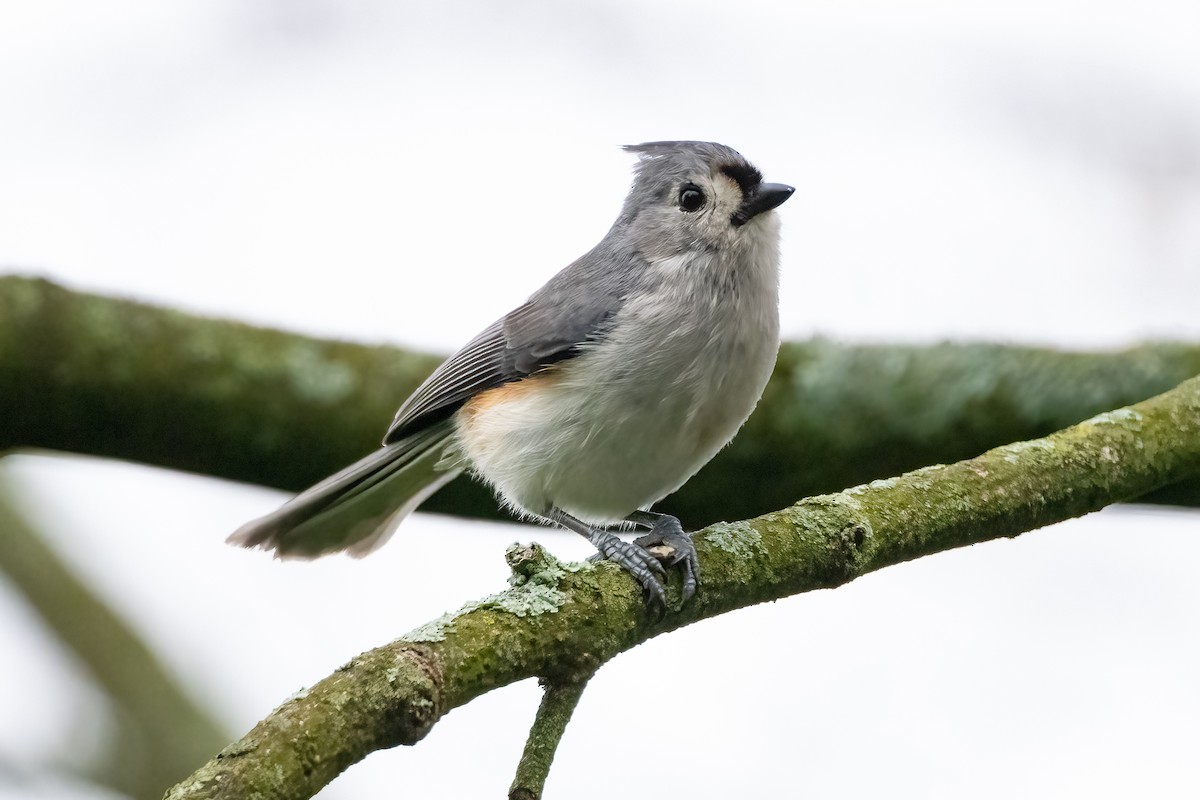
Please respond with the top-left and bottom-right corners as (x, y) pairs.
(163, 374), (1200, 799)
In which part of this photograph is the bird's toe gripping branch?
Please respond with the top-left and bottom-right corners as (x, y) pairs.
(626, 510), (700, 604)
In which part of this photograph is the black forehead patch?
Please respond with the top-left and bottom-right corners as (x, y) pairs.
(719, 163), (763, 197)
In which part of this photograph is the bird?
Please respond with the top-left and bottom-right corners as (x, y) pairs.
(229, 141), (793, 610)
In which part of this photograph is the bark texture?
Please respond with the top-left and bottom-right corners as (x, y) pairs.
(160, 374), (1200, 799)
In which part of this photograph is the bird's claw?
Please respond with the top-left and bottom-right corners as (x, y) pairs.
(592, 535), (669, 613)
(586, 525), (700, 613)
(634, 520), (700, 605)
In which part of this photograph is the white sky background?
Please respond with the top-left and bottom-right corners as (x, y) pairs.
(1, 1), (1199, 798)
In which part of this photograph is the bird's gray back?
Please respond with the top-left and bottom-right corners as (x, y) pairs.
(384, 231), (646, 442)
(384, 141), (762, 443)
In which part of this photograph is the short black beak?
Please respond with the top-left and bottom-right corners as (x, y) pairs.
(731, 182), (795, 227)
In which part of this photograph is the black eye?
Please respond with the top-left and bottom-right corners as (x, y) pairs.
(678, 184), (705, 212)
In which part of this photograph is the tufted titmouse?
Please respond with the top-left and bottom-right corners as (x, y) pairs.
(230, 141), (793, 609)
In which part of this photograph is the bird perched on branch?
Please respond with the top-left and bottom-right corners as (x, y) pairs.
(230, 141), (793, 610)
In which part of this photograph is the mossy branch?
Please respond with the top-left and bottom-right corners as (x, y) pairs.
(163, 375), (1200, 799)
(509, 675), (593, 800)
(2, 274), (1199, 527)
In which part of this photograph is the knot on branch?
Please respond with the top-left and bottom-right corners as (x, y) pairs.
(840, 521), (871, 551)
(375, 647), (444, 747)
(450, 542), (585, 618)
(787, 494), (875, 580)
(506, 541), (559, 580)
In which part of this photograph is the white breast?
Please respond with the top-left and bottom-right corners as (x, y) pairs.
(454, 216), (782, 525)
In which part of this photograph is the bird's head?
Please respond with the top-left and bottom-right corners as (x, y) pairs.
(619, 141), (793, 261)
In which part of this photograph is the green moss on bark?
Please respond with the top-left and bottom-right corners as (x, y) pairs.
(165, 375), (1200, 798)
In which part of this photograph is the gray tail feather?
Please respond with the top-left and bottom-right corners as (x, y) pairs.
(227, 421), (461, 559)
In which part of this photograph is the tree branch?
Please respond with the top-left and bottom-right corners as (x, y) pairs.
(0, 478), (228, 799)
(2, 274), (1198, 527)
(163, 374), (1200, 799)
(509, 674), (593, 800)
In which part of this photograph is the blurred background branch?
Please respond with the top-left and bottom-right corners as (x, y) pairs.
(2, 274), (1198, 529)
(0, 476), (228, 800)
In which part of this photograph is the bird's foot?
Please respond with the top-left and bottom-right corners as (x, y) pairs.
(632, 514), (700, 605)
(550, 507), (695, 615)
(591, 532), (668, 613)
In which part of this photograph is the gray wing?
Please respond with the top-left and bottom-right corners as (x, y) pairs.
(383, 281), (626, 444)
